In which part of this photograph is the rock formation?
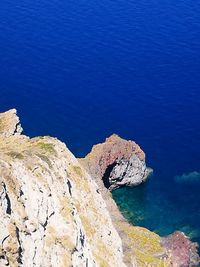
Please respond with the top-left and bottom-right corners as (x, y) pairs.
(79, 134), (152, 190)
(0, 109), (199, 267)
(80, 135), (200, 267)
(0, 109), (23, 137)
(0, 110), (128, 267)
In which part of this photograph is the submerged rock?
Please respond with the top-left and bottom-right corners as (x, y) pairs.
(79, 134), (152, 190)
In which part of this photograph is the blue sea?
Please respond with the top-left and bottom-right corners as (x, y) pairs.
(1, 0), (200, 248)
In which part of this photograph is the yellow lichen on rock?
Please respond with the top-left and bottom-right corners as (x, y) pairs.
(117, 222), (171, 267)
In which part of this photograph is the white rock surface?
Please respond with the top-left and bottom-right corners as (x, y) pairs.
(0, 109), (23, 137)
(0, 110), (130, 267)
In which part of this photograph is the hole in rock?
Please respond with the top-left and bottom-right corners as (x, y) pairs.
(102, 162), (117, 189)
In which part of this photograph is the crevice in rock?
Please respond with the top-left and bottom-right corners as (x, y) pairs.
(42, 211), (55, 234)
(49, 211), (55, 218)
(42, 219), (48, 231)
(32, 243), (37, 265)
(19, 189), (24, 197)
(3, 184), (11, 215)
(102, 162), (117, 189)
(79, 229), (85, 247)
(72, 247), (78, 254)
(16, 227), (23, 265)
(67, 180), (72, 196)
(1, 235), (10, 246)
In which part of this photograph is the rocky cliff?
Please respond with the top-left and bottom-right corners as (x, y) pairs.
(0, 109), (128, 267)
(79, 135), (200, 267)
(0, 109), (199, 267)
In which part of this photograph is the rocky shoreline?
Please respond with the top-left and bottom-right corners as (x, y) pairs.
(0, 109), (199, 267)
(79, 134), (200, 267)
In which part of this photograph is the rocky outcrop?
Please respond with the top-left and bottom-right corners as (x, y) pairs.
(161, 232), (199, 267)
(79, 135), (170, 266)
(79, 134), (152, 190)
(0, 111), (128, 267)
(0, 109), (23, 137)
(80, 135), (200, 267)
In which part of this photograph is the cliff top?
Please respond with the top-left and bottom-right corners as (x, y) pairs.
(0, 109), (23, 137)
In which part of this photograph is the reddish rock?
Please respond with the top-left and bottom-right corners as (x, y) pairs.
(161, 231), (200, 266)
(80, 134), (200, 266)
(79, 134), (152, 190)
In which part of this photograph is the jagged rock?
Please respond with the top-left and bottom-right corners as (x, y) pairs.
(0, 109), (23, 137)
(0, 112), (128, 266)
(79, 134), (152, 190)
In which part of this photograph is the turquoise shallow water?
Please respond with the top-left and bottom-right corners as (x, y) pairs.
(113, 171), (200, 246)
(0, 0), (200, 251)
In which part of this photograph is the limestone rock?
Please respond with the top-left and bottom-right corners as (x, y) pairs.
(0, 109), (23, 137)
(79, 134), (152, 190)
(0, 111), (128, 267)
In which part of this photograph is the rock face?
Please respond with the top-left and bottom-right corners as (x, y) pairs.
(79, 134), (152, 190)
(0, 111), (128, 267)
(0, 109), (23, 137)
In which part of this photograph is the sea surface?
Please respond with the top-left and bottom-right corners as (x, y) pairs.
(1, 0), (200, 247)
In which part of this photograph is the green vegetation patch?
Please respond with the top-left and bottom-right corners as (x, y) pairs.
(37, 142), (56, 154)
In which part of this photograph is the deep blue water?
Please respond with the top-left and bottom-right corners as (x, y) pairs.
(0, 0), (200, 247)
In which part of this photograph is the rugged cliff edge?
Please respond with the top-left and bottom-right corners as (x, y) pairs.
(0, 109), (23, 137)
(0, 109), (199, 267)
(0, 110), (127, 267)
